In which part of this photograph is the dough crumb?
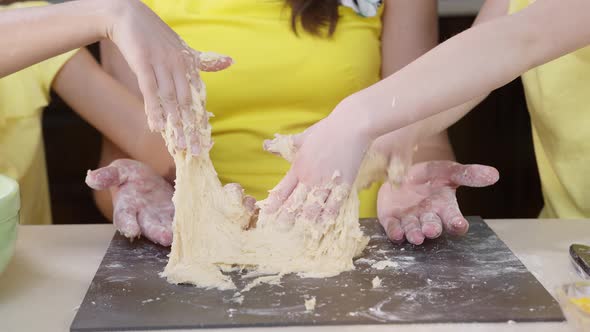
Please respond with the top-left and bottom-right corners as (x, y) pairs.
(355, 258), (376, 265)
(371, 260), (399, 270)
(305, 296), (317, 311)
(242, 274), (282, 293)
(372, 276), (382, 288)
(231, 293), (244, 304)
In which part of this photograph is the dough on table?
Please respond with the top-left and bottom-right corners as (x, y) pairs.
(161, 78), (388, 290)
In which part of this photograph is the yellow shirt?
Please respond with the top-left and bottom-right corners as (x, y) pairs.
(0, 2), (76, 224)
(510, 0), (590, 218)
(142, 0), (383, 217)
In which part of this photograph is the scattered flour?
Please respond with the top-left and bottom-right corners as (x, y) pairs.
(242, 275), (282, 293)
(372, 260), (399, 270)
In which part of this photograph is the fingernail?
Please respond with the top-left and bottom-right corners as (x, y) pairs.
(387, 224), (404, 242)
(451, 218), (465, 229)
(389, 232), (405, 244)
(409, 234), (425, 245)
(449, 218), (469, 235)
(405, 228), (425, 244)
(160, 231), (173, 247)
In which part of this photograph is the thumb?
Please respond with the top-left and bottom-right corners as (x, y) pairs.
(405, 161), (498, 188)
(450, 164), (500, 188)
(85, 165), (126, 190)
(195, 51), (233, 72)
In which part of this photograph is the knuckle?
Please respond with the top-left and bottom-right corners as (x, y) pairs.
(179, 96), (192, 110)
(160, 91), (177, 104)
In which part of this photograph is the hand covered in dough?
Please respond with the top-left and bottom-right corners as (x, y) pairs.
(260, 103), (375, 225)
(105, 0), (232, 154)
(377, 161), (499, 245)
(261, 118), (418, 226)
(86, 159), (174, 246)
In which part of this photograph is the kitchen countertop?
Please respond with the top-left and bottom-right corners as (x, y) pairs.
(0, 219), (587, 332)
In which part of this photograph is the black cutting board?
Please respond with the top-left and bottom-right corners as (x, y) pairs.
(71, 217), (564, 331)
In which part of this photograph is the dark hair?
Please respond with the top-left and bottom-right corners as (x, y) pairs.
(286, 0), (340, 36)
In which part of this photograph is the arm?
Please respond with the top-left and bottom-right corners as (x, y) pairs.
(374, 0), (508, 245)
(267, 0), (515, 235)
(379, 0), (454, 162)
(0, 0), (111, 77)
(375, 0), (511, 163)
(346, 0), (590, 140)
(92, 40), (169, 220)
(0, 0), (231, 153)
(51, 48), (173, 175)
(52, 49), (177, 245)
(97, 38), (197, 175)
(287, 0), (544, 187)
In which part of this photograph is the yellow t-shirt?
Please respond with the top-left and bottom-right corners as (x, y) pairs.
(510, 0), (590, 218)
(0, 2), (77, 224)
(142, 0), (383, 217)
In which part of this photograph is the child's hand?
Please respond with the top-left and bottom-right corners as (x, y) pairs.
(104, 0), (232, 153)
(86, 159), (174, 246)
(377, 161), (499, 245)
(262, 102), (373, 223)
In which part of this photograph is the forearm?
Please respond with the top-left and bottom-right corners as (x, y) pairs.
(380, 0), (438, 77)
(380, 0), (448, 162)
(99, 39), (177, 178)
(413, 132), (455, 162)
(391, 0), (499, 147)
(411, 94), (487, 146)
(0, 0), (120, 77)
(53, 48), (173, 176)
(347, 0), (590, 140)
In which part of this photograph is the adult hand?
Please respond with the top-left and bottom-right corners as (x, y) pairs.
(104, 0), (233, 154)
(86, 159), (174, 246)
(377, 160), (499, 245)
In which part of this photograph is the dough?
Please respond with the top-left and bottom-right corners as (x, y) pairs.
(161, 81), (387, 290)
(371, 276), (382, 288)
(304, 296), (317, 311)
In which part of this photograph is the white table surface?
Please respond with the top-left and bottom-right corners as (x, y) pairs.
(1, 219), (588, 332)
